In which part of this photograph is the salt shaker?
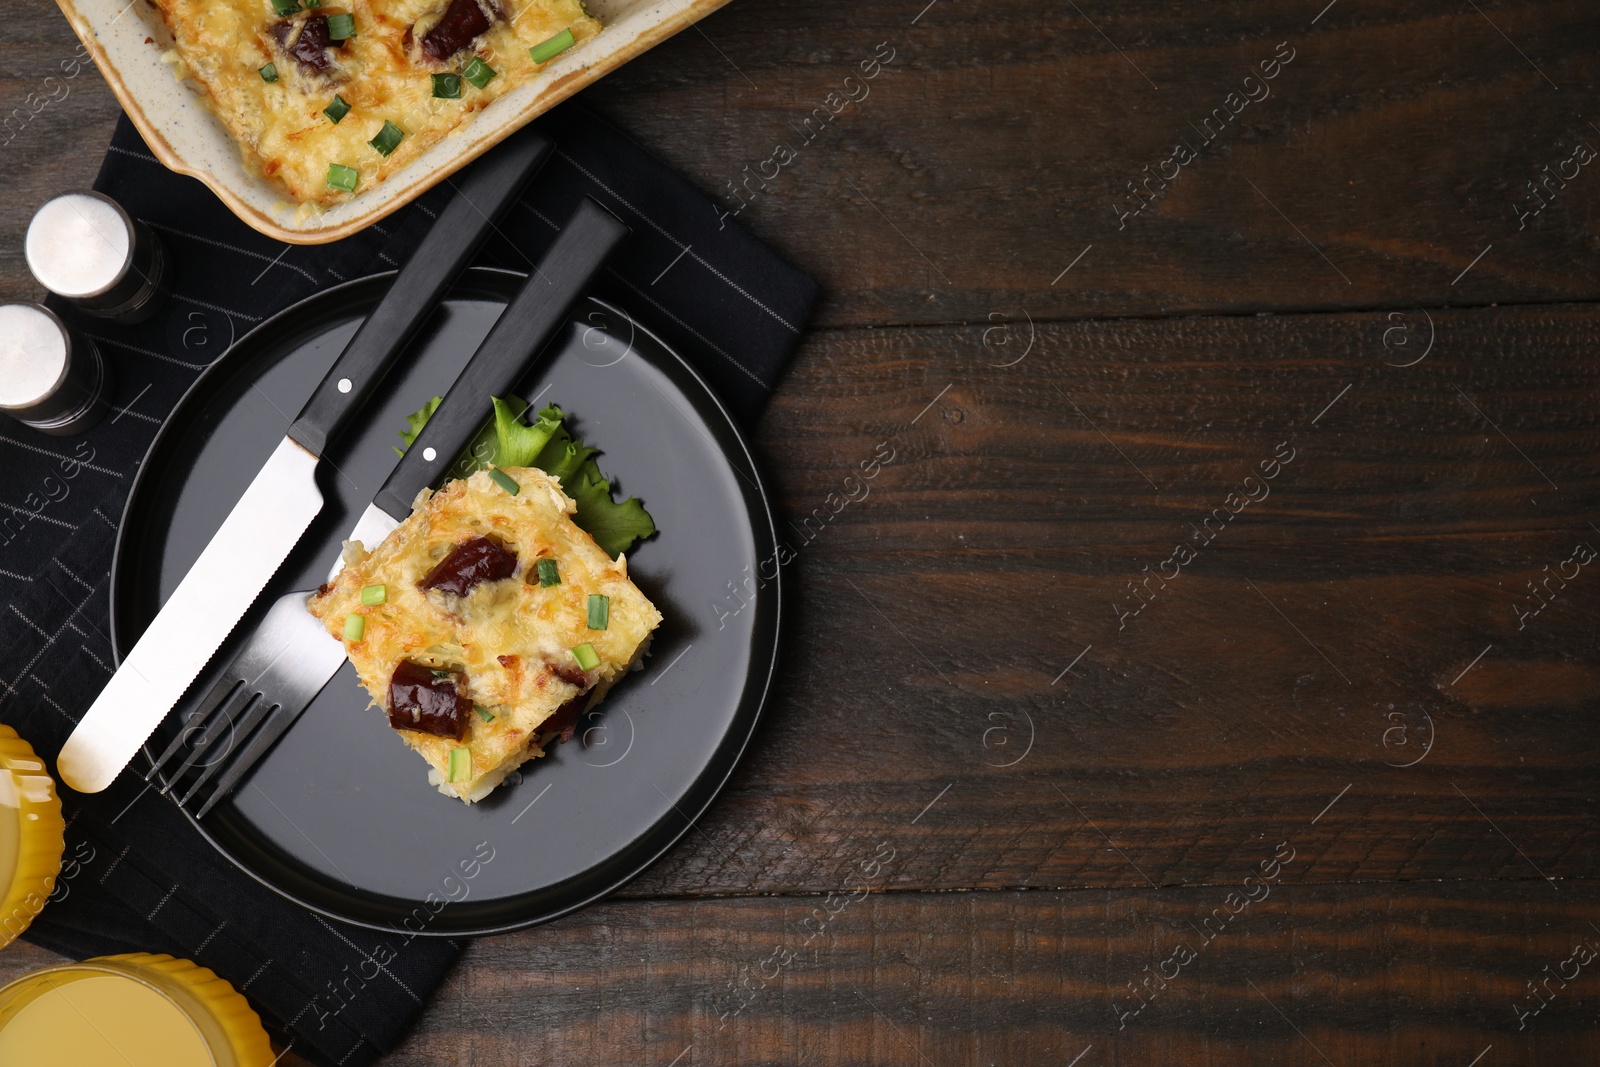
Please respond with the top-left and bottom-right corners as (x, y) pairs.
(25, 191), (169, 325)
(0, 304), (115, 435)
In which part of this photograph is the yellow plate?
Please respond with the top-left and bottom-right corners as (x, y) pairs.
(0, 724), (64, 950)
(0, 953), (274, 1067)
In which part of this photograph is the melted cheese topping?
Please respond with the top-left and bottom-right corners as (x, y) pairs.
(149, 0), (601, 203)
(308, 467), (660, 801)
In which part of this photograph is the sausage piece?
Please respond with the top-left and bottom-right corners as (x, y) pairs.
(269, 15), (343, 80)
(541, 693), (587, 745)
(420, 535), (518, 598)
(388, 661), (471, 740)
(420, 0), (502, 62)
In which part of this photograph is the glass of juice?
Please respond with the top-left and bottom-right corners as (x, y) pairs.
(0, 952), (275, 1066)
(0, 723), (64, 949)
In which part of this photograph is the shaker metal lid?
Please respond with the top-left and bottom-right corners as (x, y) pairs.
(25, 192), (134, 300)
(0, 304), (70, 411)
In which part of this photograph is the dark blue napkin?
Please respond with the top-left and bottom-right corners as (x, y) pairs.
(0, 100), (816, 1066)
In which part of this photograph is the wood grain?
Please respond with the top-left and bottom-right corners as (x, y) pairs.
(6, 2), (1600, 324)
(11, 882), (1597, 1065)
(599, 302), (1600, 898)
(2, 1), (1599, 1065)
(388, 882), (1600, 1065)
(576, 0), (1600, 325)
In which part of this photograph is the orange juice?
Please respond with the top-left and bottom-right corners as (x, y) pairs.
(0, 973), (214, 1066)
(0, 954), (274, 1067)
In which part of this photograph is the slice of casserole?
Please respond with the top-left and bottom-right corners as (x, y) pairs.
(148, 0), (601, 204)
(308, 466), (660, 802)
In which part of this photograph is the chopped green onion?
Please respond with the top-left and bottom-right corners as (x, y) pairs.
(429, 668), (455, 679)
(474, 704), (496, 723)
(587, 594), (610, 630)
(431, 72), (462, 99)
(343, 613), (365, 641)
(449, 746), (470, 782)
(536, 558), (560, 586)
(461, 56), (497, 89)
(368, 120), (404, 156)
(571, 642), (600, 671)
(326, 163), (358, 192)
(306, 0), (321, 6)
(269, 0), (301, 15)
(360, 584), (387, 606)
(259, 62), (279, 83)
(488, 467), (520, 495)
(325, 12), (355, 39)
(529, 28), (575, 64)
(323, 93), (351, 123)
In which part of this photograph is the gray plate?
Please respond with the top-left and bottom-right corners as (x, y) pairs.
(111, 268), (780, 935)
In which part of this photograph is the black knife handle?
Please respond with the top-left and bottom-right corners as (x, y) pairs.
(286, 126), (555, 457)
(373, 197), (629, 520)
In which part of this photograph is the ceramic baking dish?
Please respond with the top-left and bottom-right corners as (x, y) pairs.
(53, 0), (729, 244)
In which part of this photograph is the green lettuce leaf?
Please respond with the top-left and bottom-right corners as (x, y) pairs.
(394, 395), (657, 558)
(491, 398), (565, 467)
(393, 395), (442, 456)
(532, 427), (597, 487)
(567, 471), (657, 558)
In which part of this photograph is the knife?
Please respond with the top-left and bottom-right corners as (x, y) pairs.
(153, 197), (631, 815)
(58, 127), (556, 794)
(348, 197), (629, 553)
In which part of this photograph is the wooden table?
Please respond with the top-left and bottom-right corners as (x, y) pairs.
(4, 1), (1599, 1063)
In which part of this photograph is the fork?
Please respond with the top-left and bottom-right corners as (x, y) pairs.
(148, 591), (345, 817)
(146, 198), (630, 817)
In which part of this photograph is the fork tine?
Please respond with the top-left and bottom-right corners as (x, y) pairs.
(193, 603), (346, 818)
(153, 590), (310, 792)
(160, 682), (255, 795)
(147, 586), (344, 818)
(147, 670), (245, 785)
(176, 694), (275, 808)
(191, 700), (303, 819)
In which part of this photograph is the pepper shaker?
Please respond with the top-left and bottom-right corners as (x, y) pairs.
(25, 191), (169, 325)
(0, 304), (115, 436)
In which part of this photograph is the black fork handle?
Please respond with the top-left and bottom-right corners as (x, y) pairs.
(287, 126), (554, 457)
(372, 197), (630, 520)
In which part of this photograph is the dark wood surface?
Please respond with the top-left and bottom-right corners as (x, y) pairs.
(4, 1), (1600, 1064)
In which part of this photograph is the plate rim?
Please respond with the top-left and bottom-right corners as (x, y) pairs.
(109, 266), (782, 936)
